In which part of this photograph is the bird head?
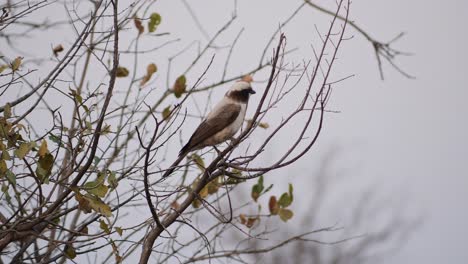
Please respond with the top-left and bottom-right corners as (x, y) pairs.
(226, 81), (256, 103)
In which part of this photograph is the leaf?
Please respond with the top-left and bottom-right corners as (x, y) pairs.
(269, 196), (279, 215)
(239, 214), (247, 225)
(75, 192), (92, 213)
(259, 122), (269, 129)
(207, 179), (220, 195)
(0, 159), (8, 178)
(192, 198), (201, 208)
(87, 196), (112, 217)
(0, 65), (8, 73)
(288, 183), (294, 201)
(162, 105), (171, 120)
(278, 208), (294, 222)
(38, 139), (49, 157)
(108, 171), (118, 189)
(15, 142), (32, 159)
(53, 44), (64, 56)
(173, 75), (186, 98)
(64, 245), (76, 259)
(199, 185), (209, 199)
(140, 63), (157, 86)
(100, 219), (110, 234)
(3, 103), (11, 119)
(1, 151), (10, 161)
(148, 13), (161, 32)
(251, 175), (264, 202)
(5, 170), (15, 186)
(49, 134), (63, 147)
(35, 153), (54, 183)
(116, 67), (129, 77)
(10, 57), (23, 71)
(133, 16), (144, 35)
(246, 217), (258, 228)
(278, 192), (292, 208)
(115, 227), (123, 236)
(190, 153), (205, 171)
(84, 181), (109, 198)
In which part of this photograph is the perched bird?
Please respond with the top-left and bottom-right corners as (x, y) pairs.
(163, 80), (256, 177)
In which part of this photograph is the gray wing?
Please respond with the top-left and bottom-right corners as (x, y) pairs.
(179, 103), (241, 155)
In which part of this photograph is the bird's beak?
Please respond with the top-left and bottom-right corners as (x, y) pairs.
(249, 88), (256, 94)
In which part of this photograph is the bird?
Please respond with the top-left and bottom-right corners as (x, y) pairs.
(162, 80), (256, 177)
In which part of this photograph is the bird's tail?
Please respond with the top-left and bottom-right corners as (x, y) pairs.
(162, 151), (188, 178)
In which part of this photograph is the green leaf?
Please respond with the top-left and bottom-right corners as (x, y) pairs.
(278, 192), (292, 208)
(251, 176), (264, 202)
(115, 227), (123, 236)
(288, 183), (294, 202)
(100, 219), (110, 234)
(173, 75), (186, 98)
(162, 105), (172, 120)
(35, 153), (54, 183)
(278, 208), (294, 222)
(148, 13), (161, 32)
(1, 150), (11, 161)
(15, 142), (32, 159)
(49, 134), (64, 147)
(64, 245), (76, 259)
(5, 170), (15, 186)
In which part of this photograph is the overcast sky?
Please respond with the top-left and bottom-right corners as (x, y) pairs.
(158, 1), (468, 263)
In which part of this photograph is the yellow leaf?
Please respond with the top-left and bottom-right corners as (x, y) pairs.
(259, 122), (269, 129)
(199, 185), (209, 199)
(87, 195), (112, 217)
(38, 139), (49, 157)
(140, 63), (157, 86)
(15, 142), (32, 159)
(278, 208), (294, 222)
(0, 65), (8, 73)
(10, 57), (23, 71)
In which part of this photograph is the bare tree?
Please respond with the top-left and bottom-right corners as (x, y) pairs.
(0, 0), (412, 263)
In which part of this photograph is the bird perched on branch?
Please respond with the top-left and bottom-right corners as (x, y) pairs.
(163, 79), (256, 177)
